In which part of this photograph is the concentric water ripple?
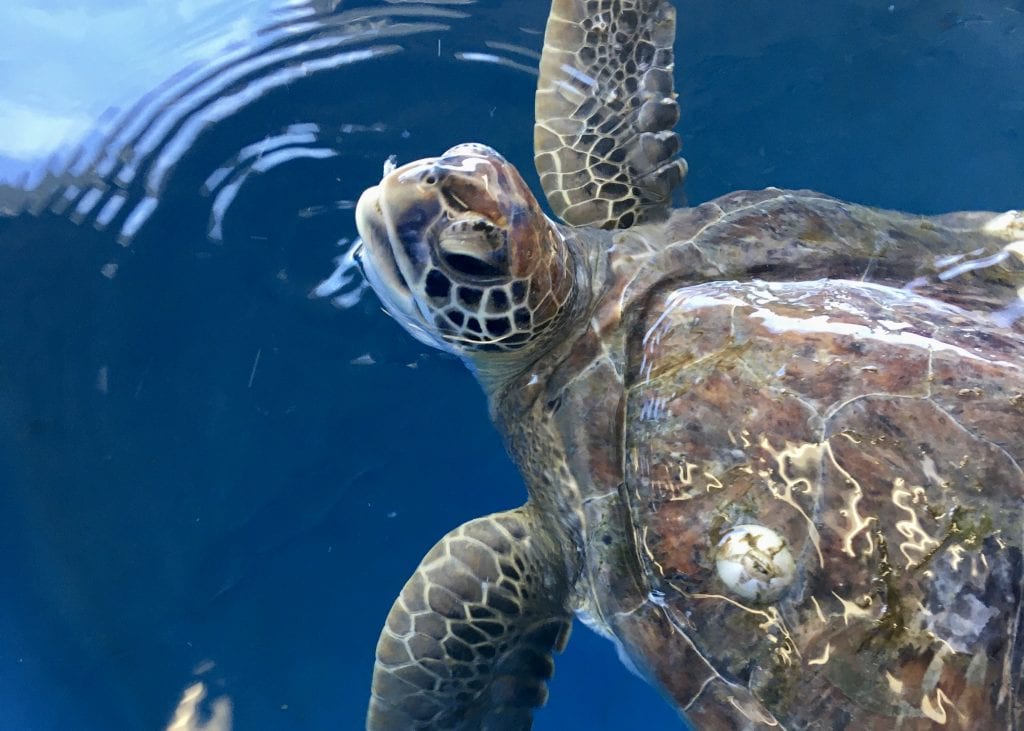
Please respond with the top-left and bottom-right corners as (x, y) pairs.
(0, 0), (545, 258)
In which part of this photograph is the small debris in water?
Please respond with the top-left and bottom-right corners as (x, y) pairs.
(248, 348), (262, 388)
(339, 122), (387, 134)
(350, 353), (376, 366)
(298, 200), (356, 218)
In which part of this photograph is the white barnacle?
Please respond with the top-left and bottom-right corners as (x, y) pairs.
(715, 524), (796, 602)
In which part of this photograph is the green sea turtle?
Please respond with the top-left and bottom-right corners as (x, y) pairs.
(355, 0), (1024, 728)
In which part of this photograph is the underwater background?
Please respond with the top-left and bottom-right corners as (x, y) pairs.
(0, 0), (1021, 728)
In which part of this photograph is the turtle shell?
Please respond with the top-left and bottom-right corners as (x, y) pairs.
(622, 273), (1024, 727)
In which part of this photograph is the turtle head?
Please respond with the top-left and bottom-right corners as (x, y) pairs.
(356, 143), (575, 363)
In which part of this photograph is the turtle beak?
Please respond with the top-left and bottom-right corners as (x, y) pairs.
(357, 160), (444, 296)
(355, 175), (454, 352)
(355, 183), (409, 300)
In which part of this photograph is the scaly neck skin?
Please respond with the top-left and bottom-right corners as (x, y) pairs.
(467, 218), (614, 593)
(470, 219), (609, 399)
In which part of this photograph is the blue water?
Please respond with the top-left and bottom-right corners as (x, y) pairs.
(0, 1), (1021, 729)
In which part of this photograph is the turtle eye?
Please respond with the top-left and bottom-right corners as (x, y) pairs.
(436, 217), (509, 281)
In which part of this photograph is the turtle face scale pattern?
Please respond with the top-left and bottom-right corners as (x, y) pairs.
(356, 1), (1024, 729)
(357, 144), (575, 354)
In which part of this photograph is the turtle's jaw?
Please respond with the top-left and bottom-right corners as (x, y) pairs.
(355, 183), (453, 353)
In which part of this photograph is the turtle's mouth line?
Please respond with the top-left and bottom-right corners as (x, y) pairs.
(356, 185), (452, 352)
(356, 185), (412, 296)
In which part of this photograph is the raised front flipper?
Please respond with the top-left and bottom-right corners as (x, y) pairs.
(366, 508), (571, 731)
(535, 0), (687, 229)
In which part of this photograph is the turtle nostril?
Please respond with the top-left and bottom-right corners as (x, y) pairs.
(420, 167), (443, 186)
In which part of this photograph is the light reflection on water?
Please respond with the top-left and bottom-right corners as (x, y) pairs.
(0, 1), (1022, 730)
(0, 3), (478, 240)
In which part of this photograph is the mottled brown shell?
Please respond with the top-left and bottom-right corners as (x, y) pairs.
(614, 195), (1024, 728)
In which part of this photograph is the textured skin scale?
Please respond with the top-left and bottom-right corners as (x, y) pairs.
(357, 0), (1024, 727)
(535, 0), (687, 228)
(367, 509), (571, 730)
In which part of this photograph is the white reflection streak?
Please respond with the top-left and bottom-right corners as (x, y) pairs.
(202, 125), (321, 196)
(235, 129), (318, 166)
(118, 196), (159, 244)
(123, 9), (456, 188)
(73, 187), (104, 219)
(165, 681), (232, 731)
(102, 51), (262, 181)
(142, 40), (391, 192)
(312, 237), (369, 309)
(484, 40), (541, 60)
(118, 46), (399, 243)
(277, 20), (329, 36)
(992, 298), (1024, 328)
(95, 192), (127, 227)
(278, 0), (317, 15)
(208, 147), (337, 241)
(207, 180), (241, 242)
(937, 249), (1009, 281)
(50, 183), (81, 215)
(250, 143), (334, 173)
(559, 62), (597, 87)
(385, 0), (476, 4)
(454, 52), (538, 76)
(751, 309), (1009, 366)
(120, 34), (346, 184)
(202, 165), (234, 194)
